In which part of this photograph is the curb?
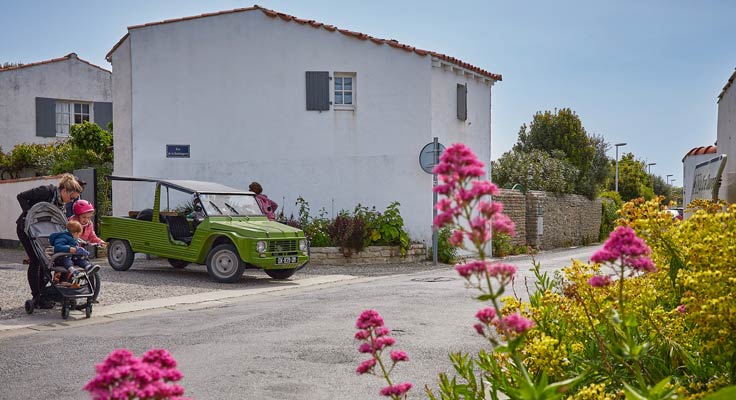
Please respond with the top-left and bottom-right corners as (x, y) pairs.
(0, 274), (361, 336)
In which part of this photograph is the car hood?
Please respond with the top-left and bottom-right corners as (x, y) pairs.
(208, 219), (304, 238)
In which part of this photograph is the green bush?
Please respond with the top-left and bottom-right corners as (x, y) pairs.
(492, 232), (512, 257)
(430, 227), (457, 264)
(599, 190), (622, 241)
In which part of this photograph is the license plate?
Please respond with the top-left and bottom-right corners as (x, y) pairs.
(275, 256), (298, 265)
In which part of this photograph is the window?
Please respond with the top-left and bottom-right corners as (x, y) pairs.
(334, 73), (355, 108)
(55, 101), (90, 136)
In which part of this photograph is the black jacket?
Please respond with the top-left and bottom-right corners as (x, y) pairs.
(16, 184), (57, 226)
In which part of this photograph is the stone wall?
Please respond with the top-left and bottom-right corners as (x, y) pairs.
(492, 189), (526, 246)
(525, 191), (601, 249)
(310, 244), (426, 265)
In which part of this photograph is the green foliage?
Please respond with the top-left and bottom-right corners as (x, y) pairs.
(512, 108), (612, 198)
(289, 198), (412, 256)
(615, 153), (654, 201)
(491, 149), (578, 193)
(69, 121), (113, 163)
(599, 190), (622, 241)
(429, 227), (458, 264)
(492, 232), (512, 257)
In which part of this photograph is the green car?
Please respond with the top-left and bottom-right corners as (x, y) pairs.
(99, 176), (309, 283)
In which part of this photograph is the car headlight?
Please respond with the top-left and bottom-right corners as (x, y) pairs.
(256, 241), (267, 253)
(299, 239), (308, 252)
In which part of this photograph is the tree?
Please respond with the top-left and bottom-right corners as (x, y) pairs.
(512, 108), (611, 198)
(614, 153), (654, 201)
(491, 149), (578, 193)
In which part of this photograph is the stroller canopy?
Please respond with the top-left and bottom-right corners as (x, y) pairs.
(24, 202), (68, 239)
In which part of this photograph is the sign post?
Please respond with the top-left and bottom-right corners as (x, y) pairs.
(419, 138), (445, 265)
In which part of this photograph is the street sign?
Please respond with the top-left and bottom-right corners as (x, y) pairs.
(166, 144), (190, 158)
(691, 154), (727, 201)
(419, 141), (445, 174)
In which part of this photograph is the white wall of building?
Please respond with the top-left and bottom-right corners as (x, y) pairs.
(110, 40), (134, 217)
(0, 56), (111, 150)
(111, 10), (496, 244)
(717, 72), (736, 203)
(0, 176), (61, 242)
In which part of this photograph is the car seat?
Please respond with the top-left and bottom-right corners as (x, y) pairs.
(165, 215), (193, 245)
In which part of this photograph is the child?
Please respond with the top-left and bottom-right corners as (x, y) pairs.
(49, 221), (99, 285)
(69, 200), (106, 248)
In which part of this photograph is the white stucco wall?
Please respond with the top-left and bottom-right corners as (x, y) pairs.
(717, 76), (736, 203)
(111, 39), (134, 217)
(683, 153), (718, 207)
(0, 57), (112, 150)
(111, 10), (496, 244)
(0, 176), (61, 242)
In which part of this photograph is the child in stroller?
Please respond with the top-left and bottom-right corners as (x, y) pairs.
(49, 220), (101, 287)
(23, 202), (101, 319)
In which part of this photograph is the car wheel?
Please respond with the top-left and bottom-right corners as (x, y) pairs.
(206, 244), (245, 283)
(108, 239), (134, 271)
(168, 258), (190, 269)
(264, 268), (297, 280)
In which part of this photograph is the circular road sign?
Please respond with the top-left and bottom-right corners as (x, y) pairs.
(419, 141), (446, 174)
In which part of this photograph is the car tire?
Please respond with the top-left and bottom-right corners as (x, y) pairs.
(264, 268), (297, 280)
(206, 244), (245, 283)
(108, 239), (134, 271)
(168, 259), (190, 269)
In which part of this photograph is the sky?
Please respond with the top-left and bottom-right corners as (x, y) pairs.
(2, 0), (734, 184)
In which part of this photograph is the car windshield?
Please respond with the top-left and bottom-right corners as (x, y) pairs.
(198, 193), (263, 217)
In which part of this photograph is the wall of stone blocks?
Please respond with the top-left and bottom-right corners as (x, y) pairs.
(310, 244), (426, 265)
(525, 191), (601, 249)
(492, 189), (527, 246)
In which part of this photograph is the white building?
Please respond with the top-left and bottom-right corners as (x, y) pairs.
(106, 6), (501, 243)
(682, 145), (717, 207)
(717, 69), (736, 203)
(0, 53), (112, 150)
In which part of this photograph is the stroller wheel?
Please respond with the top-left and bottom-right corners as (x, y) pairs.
(25, 299), (34, 315)
(85, 303), (93, 319)
(61, 302), (70, 320)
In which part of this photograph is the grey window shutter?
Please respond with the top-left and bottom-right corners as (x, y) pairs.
(457, 84), (467, 121)
(306, 71), (330, 111)
(94, 102), (113, 130)
(35, 97), (56, 137)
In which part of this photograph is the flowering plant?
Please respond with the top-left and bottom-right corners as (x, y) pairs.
(354, 309), (413, 399)
(84, 348), (188, 400)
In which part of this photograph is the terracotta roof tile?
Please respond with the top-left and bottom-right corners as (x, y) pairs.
(0, 53), (110, 74)
(105, 5), (502, 81)
(685, 145), (717, 156)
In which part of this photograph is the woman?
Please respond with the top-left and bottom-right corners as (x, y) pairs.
(249, 181), (278, 220)
(16, 173), (83, 309)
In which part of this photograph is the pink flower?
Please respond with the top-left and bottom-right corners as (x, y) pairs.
(380, 382), (413, 397)
(500, 313), (535, 334)
(390, 350), (409, 362)
(356, 309), (384, 329)
(492, 214), (515, 236)
(455, 260), (488, 278)
(475, 307), (497, 324)
(358, 343), (373, 353)
(374, 336), (396, 351)
(677, 304), (686, 314)
(374, 326), (391, 337)
(591, 226), (655, 273)
(487, 263), (516, 281)
(356, 358), (377, 375)
(355, 330), (370, 340)
(588, 275), (613, 287)
(473, 323), (485, 335)
(478, 201), (503, 218)
(449, 229), (465, 246)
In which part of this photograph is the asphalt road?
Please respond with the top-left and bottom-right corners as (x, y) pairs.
(0, 245), (600, 400)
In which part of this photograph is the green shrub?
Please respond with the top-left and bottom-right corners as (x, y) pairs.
(599, 190), (622, 241)
(492, 232), (512, 257)
(429, 227), (457, 264)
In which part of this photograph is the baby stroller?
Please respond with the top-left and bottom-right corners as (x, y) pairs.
(23, 202), (101, 319)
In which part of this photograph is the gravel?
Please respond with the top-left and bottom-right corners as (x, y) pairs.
(0, 247), (453, 321)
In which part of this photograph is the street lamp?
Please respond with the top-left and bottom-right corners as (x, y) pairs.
(666, 174), (673, 185)
(647, 163), (656, 174)
(615, 143), (627, 193)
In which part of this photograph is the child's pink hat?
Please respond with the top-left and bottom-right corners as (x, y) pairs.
(73, 199), (95, 216)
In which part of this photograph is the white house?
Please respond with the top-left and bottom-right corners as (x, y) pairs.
(717, 68), (736, 203)
(106, 6), (501, 244)
(0, 53), (112, 150)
